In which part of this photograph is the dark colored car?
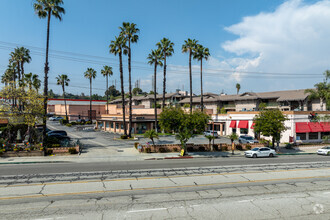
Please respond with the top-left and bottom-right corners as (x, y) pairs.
(36, 127), (51, 133)
(76, 119), (86, 123)
(47, 130), (67, 137)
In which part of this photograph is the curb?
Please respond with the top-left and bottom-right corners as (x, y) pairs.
(0, 161), (69, 165)
(277, 153), (316, 155)
(164, 156), (193, 159)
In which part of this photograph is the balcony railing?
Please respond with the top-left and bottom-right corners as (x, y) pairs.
(265, 102), (278, 107)
(223, 104), (235, 108)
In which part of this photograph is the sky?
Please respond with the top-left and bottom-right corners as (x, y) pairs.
(0, 0), (329, 96)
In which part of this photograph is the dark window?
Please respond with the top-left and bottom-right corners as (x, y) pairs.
(116, 123), (119, 129)
(121, 124), (124, 129)
(240, 128), (248, 134)
(111, 122), (113, 128)
(309, 132), (318, 140)
(106, 122), (109, 128)
(321, 132), (330, 138)
(296, 133), (306, 140)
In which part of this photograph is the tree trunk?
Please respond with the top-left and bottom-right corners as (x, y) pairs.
(63, 85), (68, 121)
(200, 59), (203, 112)
(106, 74), (109, 114)
(128, 40), (132, 138)
(272, 136), (275, 149)
(154, 62), (158, 133)
(189, 51), (192, 114)
(89, 78), (92, 121)
(162, 54), (167, 109)
(119, 52), (127, 136)
(42, 11), (51, 148)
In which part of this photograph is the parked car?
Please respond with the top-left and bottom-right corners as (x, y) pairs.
(47, 130), (67, 137)
(244, 147), (276, 158)
(239, 135), (259, 144)
(76, 119), (86, 123)
(36, 127), (51, 133)
(203, 130), (218, 138)
(49, 116), (64, 121)
(47, 134), (70, 141)
(317, 146), (330, 155)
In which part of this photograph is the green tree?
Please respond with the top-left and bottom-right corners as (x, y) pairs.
(228, 133), (238, 155)
(84, 68), (96, 121)
(109, 35), (128, 136)
(236, 83), (241, 94)
(101, 65), (113, 114)
(144, 129), (159, 148)
(34, 0), (65, 143)
(205, 135), (215, 151)
(106, 85), (121, 97)
(182, 38), (198, 114)
(157, 38), (174, 109)
(32, 74), (41, 93)
(132, 87), (142, 95)
(193, 44), (210, 112)
(253, 109), (287, 149)
(147, 48), (163, 133)
(56, 74), (70, 120)
(24, 73), (39, 91)
(120, 22), (139, 138)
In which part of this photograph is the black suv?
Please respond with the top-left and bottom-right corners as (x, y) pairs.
(47, 130), (67, 137)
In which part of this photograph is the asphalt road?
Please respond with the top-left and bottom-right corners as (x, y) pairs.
(0, 154), (329, 176)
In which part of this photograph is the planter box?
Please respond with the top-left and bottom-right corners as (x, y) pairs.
(1, 150), (44, 157)
(49, 145), (80, 154)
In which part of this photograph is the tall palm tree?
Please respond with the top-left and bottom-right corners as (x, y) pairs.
(156, 38), (174, 109)
(34, 0), (65, 142)
(56, 74), (70, 120)
(193, 44), (210, 112)
(84, 68), (96, 121)
(18, 47), (32, 79)
(23, 73), (34, 91)
(109, 36), (128, 136)
(236, 83), (241, 94)
(10, 48), (21, 83)
(32, 74), (41, 93)
(101, 65), (113, 114)
(147, 48), (163, 133)
(182, 38), (198, 114)
(120, 22), (139, 138)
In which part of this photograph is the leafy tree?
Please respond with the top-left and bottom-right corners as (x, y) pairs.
(236, 83), (241, 94)
(110, 35), (128, 136)
(157, 38), (174, 109)
(56, 74), (70, 120)
(132, 87), (142, 95)
(120, 22), (139, 138)
(144, 129), (158, 148)
(34, 0), (65, 142)
(84, 68), (96, 121)
(106, 85), (121, 97)
(229, 133), (238, 155)
(182, 38), (198, 114)
(101, 65), (113, 114)
(258, 102), (267, 110)
(253, 109), (287, 148)
(147, 48), (163, 133)
(23, 73), (40, 92)
(193, 44), (210, 112)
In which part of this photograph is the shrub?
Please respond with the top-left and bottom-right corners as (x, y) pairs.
(173, 147), (179, 152)
(134, 142), (139, 149)
(285, 143), (293, 149)
(71, 122), (77, 126)
(86, 121), (92, 125)
(159, 147), (166, 153)
(59, 119), (69, 125)
(44, 136), (60, 148)
(198, 146), (206, 152)
(187, 147), (194, 152)
(246, 144), (252, 150)
(68, 148), (78, 154)
(236, 144), (243, 151)
(46, 149), (53, 155)
(66, 123), (72, 127)
(120, 135), (128, 139)
(144, 148), (151, 153)
(221, 146), (228, 151)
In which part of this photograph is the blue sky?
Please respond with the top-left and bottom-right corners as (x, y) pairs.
(0, 0), (328, 96)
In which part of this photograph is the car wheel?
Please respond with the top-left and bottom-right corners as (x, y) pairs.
(252, 154), (257, 158)
(269, 153), (274, 157)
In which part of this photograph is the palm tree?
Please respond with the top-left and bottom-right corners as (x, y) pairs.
(32, 74), (41, 93)
(236, 83), (241, 94)
(84, 68), (96, 121)
(109, 36), (128, 136)
(147, 48), (163, 133)
(101, 65), (113, 114)
(193, 44), (210, 112)
(56, 74), (70, 121)
(23, 73), (34, 91)
(17, 47), (32, 79)
(120, 22), (139, 138)
(156, 38), (174, 109)
(144, 129), (159, 149)
(34, 0), (65, 142)
(10, 48), (21, 83)
(182, 38), (198, 114)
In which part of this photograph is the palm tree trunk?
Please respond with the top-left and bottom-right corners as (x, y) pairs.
(63, 85), (68, 121)
(189, 51), (192, 114)
(128, 41), (132, 138)
(154, 63), (158, 133)
(200, 59), (203, 112)
(106, 74), (109, 114)
(42, 11), (51, 147)
(162, 54), (166, 109)
(89, 78), (92, 121)
(119, 52), (127, 136)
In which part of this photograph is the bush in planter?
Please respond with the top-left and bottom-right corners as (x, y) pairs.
(144, 148), (151, 153)
(198, 146), (206, 152)
(236, 144), (243, 151)
(46, 149), (53, 155)
(187, 147), (194, 152)
(134, 142), (139, 149)
(285, 143), (293, 149)
(246, 144), (252, 150)
(69, 148), (78, 154)
(45, 136), (60, 148)
(173, 147), (179, 152)
(159, 147), (166, 153)
(71, 122), (77, 126)
(120, 135), (128, 139)
(66, 123), (72, 127)
(86, 121), (92, 125)
(221, 146), (228, 151)
(59, 119), (69, 125)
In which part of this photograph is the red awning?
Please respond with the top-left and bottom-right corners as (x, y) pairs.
(238, 120), (249, 129)
(320, 122), (330, 132)
(250, 123), (255, 129)
(229, 120), (236, 128)
(308, 122), (324, 132)
(296, 122), (311, 133)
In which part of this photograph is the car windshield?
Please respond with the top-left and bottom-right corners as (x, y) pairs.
(245, 137), (253, 140)
(251, 148), (259, 151)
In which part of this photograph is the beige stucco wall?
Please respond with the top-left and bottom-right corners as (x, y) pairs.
(235, 100), (257, 111)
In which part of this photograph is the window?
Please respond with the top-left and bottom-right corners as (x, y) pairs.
(106, 122), (109, 128)
(296, 133), (306, 140)
(111, 122), (113, 128)
(116, 123), (119, 129)
(321, 132), (330, 139)
(309, 132), (318, 140)
(121, 124), (124, 129)
(240, 128), (248, 134)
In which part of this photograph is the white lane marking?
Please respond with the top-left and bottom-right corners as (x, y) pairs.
(323, 192), (330, 194)
(238, 199), (253, 203)
(127, 208), (168, 213)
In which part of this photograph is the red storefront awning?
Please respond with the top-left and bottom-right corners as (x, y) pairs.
(320, 122), (330, 132)
(238, 120), (249, 129)
(308, 122), (324, 132)
(250, 123), (255, 129)
(229, 120), (236, 128)
(296, 122), (311, 133)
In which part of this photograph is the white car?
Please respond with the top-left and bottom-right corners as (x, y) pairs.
(204, 130), (218, 138)
(245, 147), (276, 158)
(49, 116), (64, 121)
(239, 135), (259, 144)
(317, 146), (330, 155)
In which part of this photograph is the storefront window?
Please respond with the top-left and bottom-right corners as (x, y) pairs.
(98, 121), (103, 128)
(116, 123), (119, 129)
(296, 133), (306, 140)
(321, 132), (330, 138)
(240, 128), (248, 134)
(309, 132), (318, 140)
